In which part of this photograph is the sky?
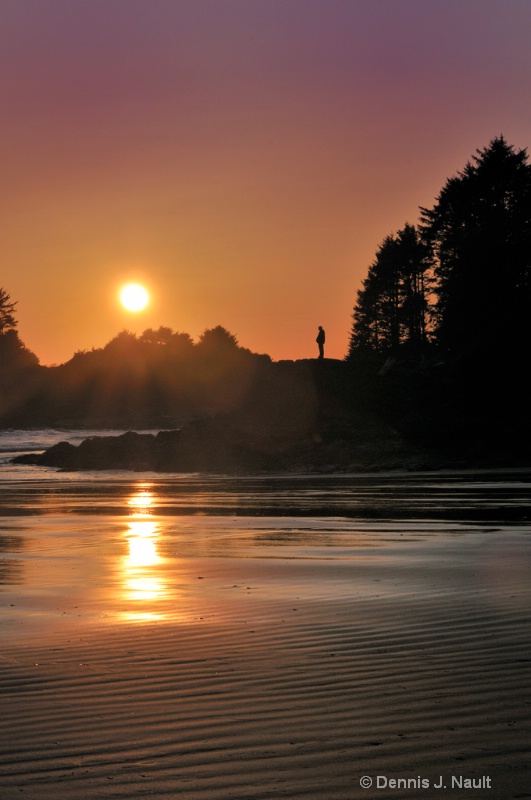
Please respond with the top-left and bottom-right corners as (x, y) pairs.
(2, 0), (531, 365)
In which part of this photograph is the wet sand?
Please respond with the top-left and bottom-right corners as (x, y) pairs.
(1, 474), (530, 799)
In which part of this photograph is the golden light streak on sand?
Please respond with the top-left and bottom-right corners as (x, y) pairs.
(121, 516), (171, 622)
(127, 484), (155, 515)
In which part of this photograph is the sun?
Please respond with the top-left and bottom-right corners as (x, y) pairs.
(120, 283), (150, 312)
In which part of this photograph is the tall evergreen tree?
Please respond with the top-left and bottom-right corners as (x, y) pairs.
(349, 234), (400, 354)
(395, 224), (432, 350)
(420, 137), (531, 356)
(348, 225), (432, 358)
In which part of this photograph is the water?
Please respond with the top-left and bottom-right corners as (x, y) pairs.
(1, 428), (530, 633)
(1, 427), (531, 515)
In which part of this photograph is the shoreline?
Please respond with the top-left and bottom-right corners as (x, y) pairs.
(1, 468), (531, 521)
(11, 426), (531, 476)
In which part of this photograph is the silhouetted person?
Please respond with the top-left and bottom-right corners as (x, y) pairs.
(316, 326), (325, 359)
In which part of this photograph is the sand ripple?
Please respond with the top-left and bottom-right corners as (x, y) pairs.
(1, 474), (530, 799)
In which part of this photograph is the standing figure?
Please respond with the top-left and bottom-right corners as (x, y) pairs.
(316, 326), (325, 359)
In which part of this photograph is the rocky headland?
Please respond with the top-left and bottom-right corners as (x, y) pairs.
(10, 356), (530, 473)
(12, 359), (431, 473)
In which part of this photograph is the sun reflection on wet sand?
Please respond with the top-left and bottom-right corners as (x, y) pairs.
(121, 485), (170, 622)
(127, 484), (155, 515)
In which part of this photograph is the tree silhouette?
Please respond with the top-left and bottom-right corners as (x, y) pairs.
(349, 234), (400, 354)
(0, 329), (39, 370)
(140, 326), (175, 346)
(349, 137), (531, 366)
(395, 224), (433, 351)
(0, 288), (17, 334)
(198, 326), (239, 351)
(421, 136), (531, 356)
(0, 289), (39, 374)
(348, 224), (432, 357)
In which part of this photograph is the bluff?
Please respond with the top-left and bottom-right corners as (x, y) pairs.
(13, 359), (424, 473)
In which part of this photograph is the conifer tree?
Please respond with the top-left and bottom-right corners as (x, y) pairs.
(348, 225), (432, 357)
(0, 288), (17, 334)
(420, 136), (531, 356)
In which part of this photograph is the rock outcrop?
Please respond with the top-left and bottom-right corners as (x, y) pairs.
(12, 360), (428, 473)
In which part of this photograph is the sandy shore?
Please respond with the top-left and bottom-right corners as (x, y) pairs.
(1, 477), (530, 799)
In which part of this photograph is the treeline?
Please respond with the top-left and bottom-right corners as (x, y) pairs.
(0, 320), (272, 427)
(348, 137), (531, 362)
(1, 312), (380, 468)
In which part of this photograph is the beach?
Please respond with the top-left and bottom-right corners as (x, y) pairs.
(1, 450), (530, 799)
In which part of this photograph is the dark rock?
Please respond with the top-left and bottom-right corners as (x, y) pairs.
(11, 412), (423, 473)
